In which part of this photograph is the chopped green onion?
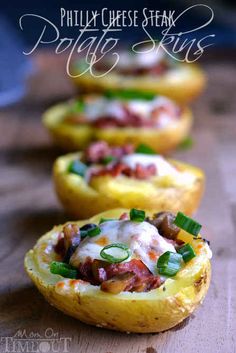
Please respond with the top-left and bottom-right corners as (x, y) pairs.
(100, 243), (131, 263)
(157, 251), (182, 277)
(87, 226), (101, 237)
(102, 155), (116, 165)
(70, 99), (85, 114)
(177, 243), (196, 262)
(80, 225), (101, 238)
(174, 212), (202, 237)
(50, 261), (77, 279)
(179, 136), (193, 150)
(80, 230), (88, 239)
(135, 143), (156, 155)
(68, 160), (87, 177)
(104, 89), (156, 101)
(80, 224), (98, 238)
(75, 59), (89, 73)
(99, 218), (116, 224)
(130, 208), (145, 222)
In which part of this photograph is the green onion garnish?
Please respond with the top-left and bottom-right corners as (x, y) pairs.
(100, 243), (131, 263)
(104, 89), (156, 101)
(70, 99), (85, 114)
(75, 59), (89, 72)
(87, 226), (101, 237)
(80, 230), (88, 238)
(157, 251), (182, 277)
(68, 160), (87, 177)
(177, 243), (196, 262)
(174, 212), (202, 237)
(130, 208), (146, 222)
(102, 155), (116, 165)
(50, 261), (77, 279)
(179, 136), (193, 150)
(80, 225), (101, 238)
(99, 218), (116, 224)
(80, 224), (96, 238)
(135, 143), (156, 155)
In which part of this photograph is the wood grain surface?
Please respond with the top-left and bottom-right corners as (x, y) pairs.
(0, 52), (235, 353)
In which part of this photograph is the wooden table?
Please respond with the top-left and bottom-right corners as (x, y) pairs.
(0, 52), (235, 353)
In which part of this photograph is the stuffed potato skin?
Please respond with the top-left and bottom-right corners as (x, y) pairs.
(24, 209), (211, 333)
(43, 103), (193, 153)
(53, 153), (204, 219)
(43, 103), (192, 153)
(72, 64), (206, 104)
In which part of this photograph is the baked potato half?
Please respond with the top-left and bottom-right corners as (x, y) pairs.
(72, 63), (205, 104)
(72, 45), (206, 104)
(43, 94), (193, 153)
(53, 145), (205, 219)
(25, 209), (212, 333)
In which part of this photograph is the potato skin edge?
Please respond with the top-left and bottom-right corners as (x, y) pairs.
(25, 261), (211, 333)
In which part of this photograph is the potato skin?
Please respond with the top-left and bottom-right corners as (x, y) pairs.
(24, 209), (211, 333)
(72, 63), (206, 104)
(43, 102), (193, 153)
(53, 153), (205, 219)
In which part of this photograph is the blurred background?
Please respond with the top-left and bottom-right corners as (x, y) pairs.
(0, 0), (235, 107)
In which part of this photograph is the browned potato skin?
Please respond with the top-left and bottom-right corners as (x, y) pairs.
(43, 103), (192, 154)
(24, 208), (211, 333)
(72, 63), (206, 104)
(53, 153), (204, 219)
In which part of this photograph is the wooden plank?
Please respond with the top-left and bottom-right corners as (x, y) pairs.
(0, 53), (235, 353)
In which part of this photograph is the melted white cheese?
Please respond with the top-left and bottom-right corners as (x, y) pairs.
(121, 154), (176, 176)
(83, 96), (177, 128)
(127, 96), (173, 120)
(70, 220), (176, 275)
(84, 98), (125, 121)
(205, 243), (213, 259)
(120, 153), (197, 185)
